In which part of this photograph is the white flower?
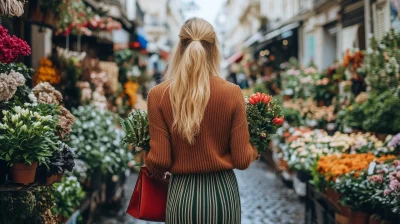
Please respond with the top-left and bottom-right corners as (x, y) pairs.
(33, 121), (42, 128)
(14, 106), (22, 113)
(11, 114), (19, 123)
(28, 92), (37, 103)
(21, 125), (27, 131)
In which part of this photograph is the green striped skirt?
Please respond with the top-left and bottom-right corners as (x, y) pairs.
(166, 170), (241, 224)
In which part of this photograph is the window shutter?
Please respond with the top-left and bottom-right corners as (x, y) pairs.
(373, 1), (390, 40)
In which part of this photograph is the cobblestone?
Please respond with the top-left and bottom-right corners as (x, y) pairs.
(94, 161), (304, 224)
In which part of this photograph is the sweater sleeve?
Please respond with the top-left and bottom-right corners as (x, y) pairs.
(230, 87), (258, 170)
(144, 90), (172, 175)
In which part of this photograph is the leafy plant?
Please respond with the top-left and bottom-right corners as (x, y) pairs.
(69, 106), (131, 176)
(0, 105), (59, 166)
(51, 176), (85, 219)
(360, 29), (400, 93)
(120, 109), (150, 151)
(361, 88), (400, 134)
(334, 172), (377, 212)
(47, 142), (75, 176)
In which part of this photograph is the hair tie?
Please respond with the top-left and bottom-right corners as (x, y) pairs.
(192, 39), (200, 42)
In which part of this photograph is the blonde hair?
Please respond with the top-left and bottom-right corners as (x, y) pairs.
(165, 17), (221, 144)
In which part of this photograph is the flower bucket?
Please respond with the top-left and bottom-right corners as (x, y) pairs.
(349, 210), (369, 224)
(56, 173), (64, 182)
(10, 162), (38, 185)
(335, 213), (349, 224)
(296, 170), (312, 183)
(0, 160), (7, 184)
(46, 175), (58, 185)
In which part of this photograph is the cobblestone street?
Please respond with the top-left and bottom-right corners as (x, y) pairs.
(94, 161), (304, 224)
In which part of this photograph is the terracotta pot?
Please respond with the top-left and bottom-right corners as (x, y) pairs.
(349, 210), (369, 224)
(338, 204), (351, 217)
(56, 173), (64, 182)
(46, 175), (58, 185)
(335, 213), (349, 224)
(10, 162), (38, 185)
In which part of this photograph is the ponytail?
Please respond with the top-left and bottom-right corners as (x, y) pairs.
(165, 17), (220, 145)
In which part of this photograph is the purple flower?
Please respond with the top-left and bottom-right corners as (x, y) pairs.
(384, 189), (392, 196)
(388, 133), (400, 148)
(368, 175), (383, 184)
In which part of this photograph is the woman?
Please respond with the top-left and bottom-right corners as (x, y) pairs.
(144, 17), (258, 224)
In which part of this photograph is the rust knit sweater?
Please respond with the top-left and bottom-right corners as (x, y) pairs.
(144, 76), (258, 175)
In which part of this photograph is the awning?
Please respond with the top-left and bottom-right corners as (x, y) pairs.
(136, 27), (148, 49)
(260, 21), (301, 43)
(244, 32), (262, 47)
(222, 51), (243, 69)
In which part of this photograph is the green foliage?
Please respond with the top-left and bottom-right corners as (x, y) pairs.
(114, 49), (136, 66)
(253, 83), (268, 94)
(337, 103), (365, 131)
(334, 172), (376, 212)
(361, 88), (400, 134)
(0, 105), (59, 166)
(51, 176), (85, 219)
(361, 29), (400, 93)
(282, 107), (302, 127)
(69, 106), (132, 176)
(0, 62), (34, 80)
(120, 109), (150, 151)
(0, 187), (55, 224)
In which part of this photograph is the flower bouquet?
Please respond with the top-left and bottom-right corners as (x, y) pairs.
(246, 92), (284, 153)
(120, 109), (150, 152)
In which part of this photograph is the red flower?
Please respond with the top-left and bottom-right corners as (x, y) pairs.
(249, 92), (272, 105)
(0, 25), (31, 63)
(262, 95), (271, 104)
(272, 116), (285, 125)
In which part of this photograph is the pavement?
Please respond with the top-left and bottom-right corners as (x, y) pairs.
(93, 161), (304, 224)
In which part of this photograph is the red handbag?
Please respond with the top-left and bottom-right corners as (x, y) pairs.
(126, 167), (169, 222)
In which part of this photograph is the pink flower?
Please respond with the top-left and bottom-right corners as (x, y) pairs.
(0, 25), (31, 63)
(368, 175), (383, 184)
(389, 179), (400, 191)
(384, 189), (392, 196)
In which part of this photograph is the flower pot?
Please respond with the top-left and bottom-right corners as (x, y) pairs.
(0, 160), (7, 184)
(349, 210), (369, 224)
(46, 175), (58, 185)
(10, 162), (38, 185)
(56, 173), (64, 182)
(35, 165), (48, 184)
(335, 213), (349, 224)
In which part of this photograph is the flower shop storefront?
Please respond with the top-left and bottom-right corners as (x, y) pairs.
(264, 28), (400, 224)
(0, 0), (151, 223)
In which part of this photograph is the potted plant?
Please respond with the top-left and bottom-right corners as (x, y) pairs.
(0, 105), (58, 185)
